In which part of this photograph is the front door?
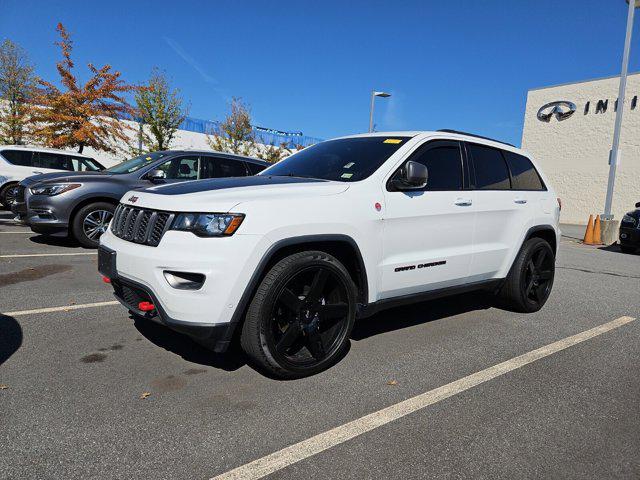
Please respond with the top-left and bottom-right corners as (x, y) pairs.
(379, 140), (475, 300)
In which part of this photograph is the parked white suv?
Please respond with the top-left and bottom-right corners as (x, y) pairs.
(99, 131), (560, 378)
(0, 145), (104, 208)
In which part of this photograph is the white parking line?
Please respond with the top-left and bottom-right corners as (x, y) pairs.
(3, 300), (119, 317)
(0, 252), (97, 258)
(211, 316), (636, 480)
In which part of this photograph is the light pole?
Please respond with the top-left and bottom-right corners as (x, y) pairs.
(368, 91), (391, 132)
(603, 0), (639, 219)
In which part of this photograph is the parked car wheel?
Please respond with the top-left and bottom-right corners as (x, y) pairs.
(71, 202), (116, 248)
(0, 183), (18, 209)
(499, 237), (555, 313)
(240, 251), (357, 379)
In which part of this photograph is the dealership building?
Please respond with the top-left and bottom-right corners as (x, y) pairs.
(521, 72), (640, 225)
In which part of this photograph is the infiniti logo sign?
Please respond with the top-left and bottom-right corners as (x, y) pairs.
(537, 101), (577, 122)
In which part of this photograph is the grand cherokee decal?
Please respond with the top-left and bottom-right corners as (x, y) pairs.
(395, 260), (446, 272)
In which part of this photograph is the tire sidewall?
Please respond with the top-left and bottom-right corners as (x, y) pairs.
(72, 202), (115, 248)
(253, 252), (357, 378)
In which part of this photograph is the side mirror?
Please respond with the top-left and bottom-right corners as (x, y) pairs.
(390, 161), (428, 191)
(636, 202), (640, 209)
(145, 169), (166, 183)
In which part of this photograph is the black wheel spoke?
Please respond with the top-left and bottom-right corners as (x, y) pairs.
(539, 270), (552, 280)
(306, 330), (326, 360)
(525, 279), (535, 298)
(278, 288), (303, 312)
(534, 250), (547, 269)
(527, 260), (535, 276)
(317, 302), (348, 320)
(306, 269), (329, 304)
(276, 321), (302, 353)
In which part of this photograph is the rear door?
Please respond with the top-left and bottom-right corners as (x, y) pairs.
(466, 143), (530, 279)
(33, 152), (74, 173)
(379, 139), (476, 299)
(200, 155), (249, 178)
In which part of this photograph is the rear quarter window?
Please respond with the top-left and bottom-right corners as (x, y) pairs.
(503, 151), (546, 191)
(246, 162), (266, 175)
(1, 150), (33, 166)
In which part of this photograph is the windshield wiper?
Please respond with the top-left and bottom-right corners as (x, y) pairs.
(270, 173), (324, 180)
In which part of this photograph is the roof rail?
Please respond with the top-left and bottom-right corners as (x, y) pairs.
(437, 129), (515, 147)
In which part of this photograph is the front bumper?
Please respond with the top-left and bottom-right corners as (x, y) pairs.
(99, 228), (265, 350)
(619, 226), (640, 246)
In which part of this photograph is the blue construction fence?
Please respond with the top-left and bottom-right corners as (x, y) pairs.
(179, 117), (323, 149)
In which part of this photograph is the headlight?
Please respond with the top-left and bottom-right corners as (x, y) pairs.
(30, 183), (81, 196)
(170, 213), (245, 237)
(622, 214), (637, 226)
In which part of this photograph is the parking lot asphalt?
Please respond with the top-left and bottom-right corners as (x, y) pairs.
(1, 211), (639, 480)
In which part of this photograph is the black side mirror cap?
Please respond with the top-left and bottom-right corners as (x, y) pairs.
(145, 169), (166, 183)
(636, 202), (640, 208)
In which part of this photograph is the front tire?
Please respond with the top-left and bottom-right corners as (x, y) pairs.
(71, 202), (115, 248)
(240, 251), (357, 379)
(0, 183), (18, 209)
(620, 245), (636, 254)
(499, 237), (555, 313)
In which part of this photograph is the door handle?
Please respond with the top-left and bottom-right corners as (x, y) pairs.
(454, 198), (472, 206)
(32, 171), (43, 175)
(514, 198), (528, 204)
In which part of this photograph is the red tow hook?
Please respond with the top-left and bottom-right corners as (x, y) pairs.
(138, 301), (155, 312)
(102, 276), (111, 284)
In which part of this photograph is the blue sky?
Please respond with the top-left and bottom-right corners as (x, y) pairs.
(1, 0), (639, 146)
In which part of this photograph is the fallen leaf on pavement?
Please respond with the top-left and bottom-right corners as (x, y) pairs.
(387, 380), (398, 386)
(0, 384), (8, 390)
(140, 392), (151, 399)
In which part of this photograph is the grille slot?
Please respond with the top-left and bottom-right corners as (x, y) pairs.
(14, 185), (25, 203)
(111, 204), (173, 247)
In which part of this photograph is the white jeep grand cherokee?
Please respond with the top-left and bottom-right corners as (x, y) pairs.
(99, 130), (560, 378)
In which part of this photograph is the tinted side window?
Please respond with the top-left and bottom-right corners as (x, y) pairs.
(467, 144), (510, 190)
(34, 152), (72, 170)
(1, 150), (33, 166)
(215, 157), (248, 177)
(157, 156), (199, 180)
(246, 162), (266, 175)
(71, 157), (102, 172)
(503, 151), (545, 191)
(395, 141), (463, 191)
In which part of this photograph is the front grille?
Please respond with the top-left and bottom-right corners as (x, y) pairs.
(111, 204), (174, 246)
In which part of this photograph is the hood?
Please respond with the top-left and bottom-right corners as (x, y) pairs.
(20, 170), (107, 186)
(122, 175), (350, 212)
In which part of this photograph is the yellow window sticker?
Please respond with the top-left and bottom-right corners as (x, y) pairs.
(343, 162), (355, 169)
(341, 173), (353, 179)
(383, 139), (402, 144)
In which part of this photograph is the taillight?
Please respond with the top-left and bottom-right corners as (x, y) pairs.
(557, 197), (562, 211)
(138, 301), (155, 312)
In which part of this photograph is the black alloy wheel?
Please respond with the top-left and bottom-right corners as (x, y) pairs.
(521, 244), (554, 306)
(241, 251), (357, 379)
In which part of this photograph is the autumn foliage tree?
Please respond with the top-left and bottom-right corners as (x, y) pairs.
(0, 39), (36, 145)
(135, 68), (187, 152)
(32, 23), (135, 154)
(207, 97), (258, 156)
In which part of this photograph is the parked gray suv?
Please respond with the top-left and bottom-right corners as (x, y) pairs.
(12, 150), (268, 247)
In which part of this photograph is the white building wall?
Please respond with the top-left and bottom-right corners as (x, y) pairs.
(522, 73), (640, 225)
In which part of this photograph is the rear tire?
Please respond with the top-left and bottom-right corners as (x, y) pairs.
(498, 237), (555, 313)
(240, 250), (357, 379)
(71, 202), (115, 248)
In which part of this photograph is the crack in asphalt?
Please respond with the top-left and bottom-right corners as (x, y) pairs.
(557, 265), (640, 280)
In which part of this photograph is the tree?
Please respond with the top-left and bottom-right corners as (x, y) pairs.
(0, 39), (36, 144)
(207, 97), (257, 156)
(32, 23), (135, 154)
(135, 68), (187, 152)
(255, 141), (292, 163)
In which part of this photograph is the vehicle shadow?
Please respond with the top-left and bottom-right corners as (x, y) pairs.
(598, 243), (637, 255)
(28, 234), (86, 249)
(0, 314), (23, 366)
(351, 291), (493, 341)
(132, 316), (245, 372)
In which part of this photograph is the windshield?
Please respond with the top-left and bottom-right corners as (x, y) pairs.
(105, 152), (166, 174)
(261, 137), (411, 182)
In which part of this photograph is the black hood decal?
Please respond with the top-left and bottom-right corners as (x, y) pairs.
(146, 176), (327, 195)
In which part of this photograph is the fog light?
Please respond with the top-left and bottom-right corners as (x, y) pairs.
(163, 271), (206, 290)
(138, 301), (155, 312)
